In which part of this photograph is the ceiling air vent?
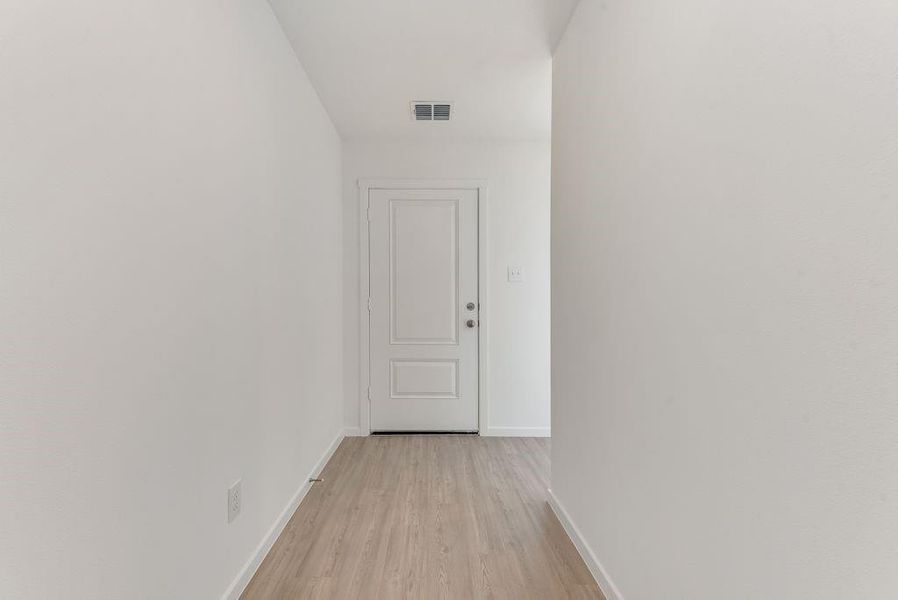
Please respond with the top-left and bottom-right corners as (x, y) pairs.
(411, 102), (451, 121)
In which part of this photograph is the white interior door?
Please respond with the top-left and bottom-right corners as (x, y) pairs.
(368, 188), (479, 432)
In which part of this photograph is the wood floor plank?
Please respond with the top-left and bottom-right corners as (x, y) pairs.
(241, 436), (604, 600)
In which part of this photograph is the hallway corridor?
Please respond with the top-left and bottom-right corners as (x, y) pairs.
(241, 436), (602, 599)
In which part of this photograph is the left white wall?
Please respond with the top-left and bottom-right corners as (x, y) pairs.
(0, 1), (343, 598)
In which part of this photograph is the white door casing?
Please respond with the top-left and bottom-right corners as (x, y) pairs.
(365, 186), (481, 432)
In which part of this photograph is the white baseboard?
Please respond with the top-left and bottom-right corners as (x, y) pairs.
(342, 426), (364, 437)
(221, 428), (348, 600)
(481, 426), (550, 437)
(546, 488), (624, 600)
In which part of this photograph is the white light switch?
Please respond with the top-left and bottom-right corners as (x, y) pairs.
(507, 266), (524, 283)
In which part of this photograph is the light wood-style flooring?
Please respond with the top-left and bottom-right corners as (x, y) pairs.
(241, 435), (604, 600)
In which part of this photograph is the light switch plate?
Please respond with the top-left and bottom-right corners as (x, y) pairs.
(507, 266), (524, 283)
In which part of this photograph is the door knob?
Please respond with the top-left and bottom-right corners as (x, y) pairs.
(466, 302), (476, 311)
(466, 319), (477, 328)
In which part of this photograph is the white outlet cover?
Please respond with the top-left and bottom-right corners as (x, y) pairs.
(507, 266), (524, 283)
(228, 480), (241, 523)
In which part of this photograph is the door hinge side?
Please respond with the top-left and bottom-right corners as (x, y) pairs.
(366, 387), (371, 401)
(367, 297), (371, 312)
(366, 207), (371, 222)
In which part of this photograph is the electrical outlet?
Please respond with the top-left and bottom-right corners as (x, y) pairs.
(507, 266), (524, 283)
(228, 480), (241, 523)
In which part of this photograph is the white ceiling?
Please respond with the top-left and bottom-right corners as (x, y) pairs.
(270, 0), (580, 142)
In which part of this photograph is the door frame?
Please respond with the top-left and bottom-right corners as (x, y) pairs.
(358, 179), (489, 436)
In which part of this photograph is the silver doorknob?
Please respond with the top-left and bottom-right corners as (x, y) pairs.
(466, 319), (477, 328)
(466, 302), (476, 311)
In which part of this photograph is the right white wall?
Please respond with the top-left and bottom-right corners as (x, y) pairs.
(551, 1), (898, 598)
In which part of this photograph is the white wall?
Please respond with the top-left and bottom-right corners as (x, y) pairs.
(343, 141), (551, 436)
(551, 1), (898, 599)
(0, 1), (343, 598)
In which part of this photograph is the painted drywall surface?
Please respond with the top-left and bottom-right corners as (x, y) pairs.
(343, 141), (551, 435)
(551, 0), (898, 598)
(0, 1), (342, 598)
(269, 0), (577, 142)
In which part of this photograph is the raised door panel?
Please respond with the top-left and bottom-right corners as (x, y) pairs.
(390, 200), (459, 345)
